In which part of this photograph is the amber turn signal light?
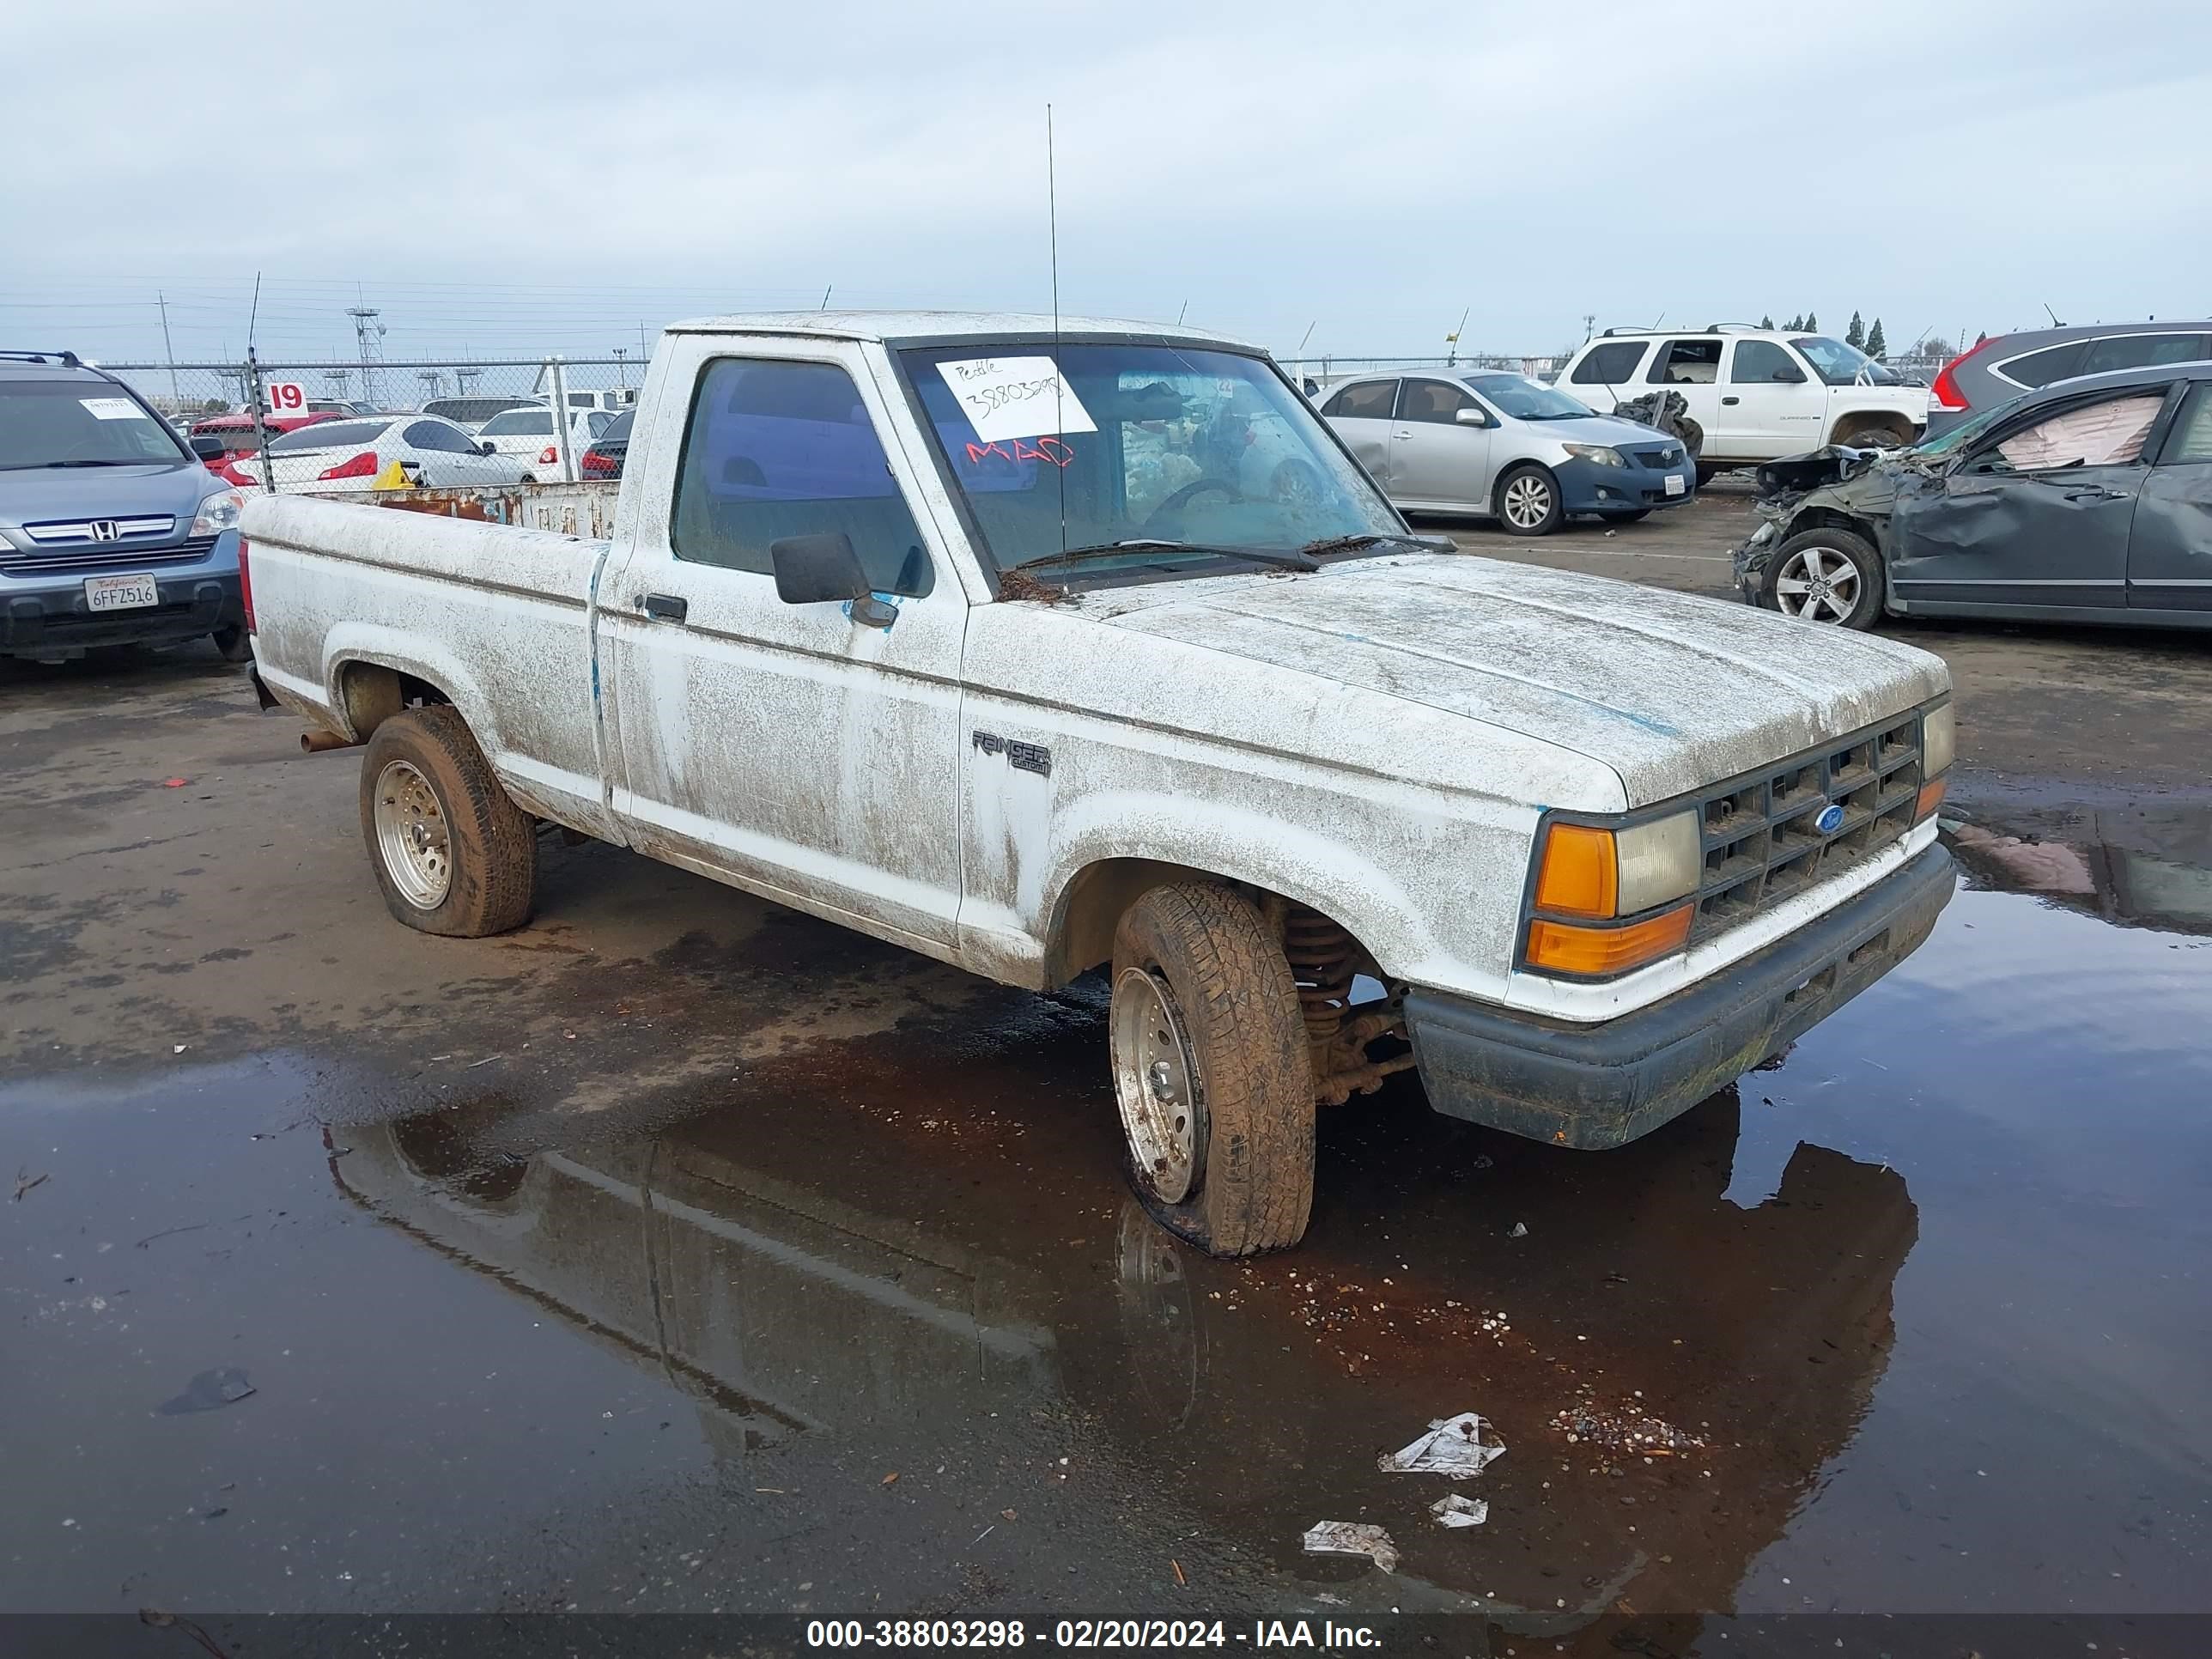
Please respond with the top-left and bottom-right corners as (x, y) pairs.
(1533, 823), (1618, 918)
(1916, 775), (1947, 821)
(1526, 905), (1694, 976)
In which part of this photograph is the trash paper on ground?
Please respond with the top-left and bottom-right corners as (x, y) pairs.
(1430, 1493), (1488, 1528)
(1301, 1522), (1399, 1572)
(1376, 1412), (1506, 1478)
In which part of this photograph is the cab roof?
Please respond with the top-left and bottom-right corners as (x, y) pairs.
(661, 310), (1261, 353)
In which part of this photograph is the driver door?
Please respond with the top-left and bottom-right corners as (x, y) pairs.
(1889, 385), (2172, 611)
(595, 341), (968, 948)
(1719, 339), (1824, 454)
(1388, 377), (1494, 510)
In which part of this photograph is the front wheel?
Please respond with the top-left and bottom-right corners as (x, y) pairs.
(1761, 526), (1885, 628)
(1494, 463), (1563, 537)
(358, 706), (537, 936)
(1110, 884), (1315, 1256)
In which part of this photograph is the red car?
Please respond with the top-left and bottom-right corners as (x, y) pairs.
(189, 410), (350, 483)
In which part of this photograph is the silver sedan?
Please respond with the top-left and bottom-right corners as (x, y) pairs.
(1319, 370), (1698, 535)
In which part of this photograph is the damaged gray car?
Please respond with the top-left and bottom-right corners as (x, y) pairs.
(1736, 360), (2212, 629)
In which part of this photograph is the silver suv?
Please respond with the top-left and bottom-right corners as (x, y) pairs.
(1556, 326), (1929, 479)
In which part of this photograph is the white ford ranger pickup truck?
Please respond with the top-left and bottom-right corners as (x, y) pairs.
(240, 313), (1957, 1255)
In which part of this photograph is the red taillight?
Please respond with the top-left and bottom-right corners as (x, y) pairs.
(580, 447), (616, 477)
(538, 445), (557, 465)
(319, 451), (379, 481)
(238, 538), (256, 634)
(1929, 337), (1996, 412)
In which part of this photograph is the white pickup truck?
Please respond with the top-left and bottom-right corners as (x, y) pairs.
(241, 311), (1957, 1255)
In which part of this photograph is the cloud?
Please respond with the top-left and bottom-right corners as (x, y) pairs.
(3, 0), (2204, 362)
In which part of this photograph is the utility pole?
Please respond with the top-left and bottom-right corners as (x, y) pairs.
(347, 306), (384, 409)
(611, 346), (629, 393)
(1583, 312), (1597, 341)
(638, 319), (650, 363)
(156, 292), (181, 410)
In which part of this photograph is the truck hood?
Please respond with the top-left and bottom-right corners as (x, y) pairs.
(1079, 555), (1948, 806)
(0, 461), (223, 532)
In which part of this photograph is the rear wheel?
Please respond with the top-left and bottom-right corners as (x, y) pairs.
(1834, 419), (1912, 450)
(1110, 883), (1315, 1256)
(358, 706), (536, 936)
(1761, 526), (1885, 628)
(1494, 463), (1563, 536)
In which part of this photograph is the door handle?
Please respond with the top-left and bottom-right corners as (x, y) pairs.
(2064, 487), (2129, 501)
(636, 592), (689, 623)
(1720, 395), (1741, 405)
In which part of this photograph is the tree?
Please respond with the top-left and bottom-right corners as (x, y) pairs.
(1865, 318), (1887, 360)
(1805, 311), (1819, 331)
(1845, 311), (1865, 349)
(1917, 335), (1951, 362)
(1784, 313), (1803, 331)
(1759, 314), (1774, 330)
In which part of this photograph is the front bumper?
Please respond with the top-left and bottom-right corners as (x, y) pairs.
(0, 570), (244, 658)
(1553, 454), (1696, 514)
(1405, 843), (1955, 1150)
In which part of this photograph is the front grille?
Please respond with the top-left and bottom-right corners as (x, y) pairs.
(1687, 712), (1925, 941)
(21, 514), (177, 544)
(1633, 446), (1683, 469)
(1, 535), (217, 575)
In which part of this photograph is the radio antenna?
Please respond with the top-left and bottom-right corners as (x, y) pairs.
(1048, 102), (1066, 551)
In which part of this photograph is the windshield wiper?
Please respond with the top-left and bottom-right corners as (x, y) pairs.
(1014, 538), (1319, 574)
(1297, 532), (1440, 557)
(30, 459), (145, 468)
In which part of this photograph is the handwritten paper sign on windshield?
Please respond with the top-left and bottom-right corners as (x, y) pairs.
(937, 356), (1098, 443)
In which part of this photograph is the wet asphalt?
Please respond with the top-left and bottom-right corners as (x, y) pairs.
(3, 506), (2209, 1645)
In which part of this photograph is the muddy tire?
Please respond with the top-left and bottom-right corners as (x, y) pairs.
(1494, 463), (1563, 537)
(1760, 526), (1885, 629)
(1110, 883), (1315, 1256)
(358, 706), (536, 937)
(210, 625), (254, 663)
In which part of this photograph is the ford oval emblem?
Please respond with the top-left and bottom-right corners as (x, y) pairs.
(1814, 803), (1847, 835)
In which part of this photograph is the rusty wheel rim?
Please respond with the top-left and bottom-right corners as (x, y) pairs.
(1111, 966), (1206, 1205)
(374, 759), (452, 909)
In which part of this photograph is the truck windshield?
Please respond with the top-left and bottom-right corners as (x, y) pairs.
(1790, 336), (1902, 386)
(898, 342), (1402, 580)
(0, 380), (190, 470)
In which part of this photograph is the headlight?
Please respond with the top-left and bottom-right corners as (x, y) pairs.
(1916, 702), (1954, 821)
(1922, 702), (1954, 777)
(1561, 443), (1626, 467)
(190, 488), (245, 537)
(1526, 810), (1703, 976)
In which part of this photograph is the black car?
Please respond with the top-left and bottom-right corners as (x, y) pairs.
(1736, 361), (2212, 631)
(579, 408), (632, 479)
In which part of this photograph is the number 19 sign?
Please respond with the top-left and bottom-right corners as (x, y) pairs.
(264, 380), (307, 415)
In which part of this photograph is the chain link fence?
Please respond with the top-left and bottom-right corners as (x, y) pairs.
(96, 357), (643, 495)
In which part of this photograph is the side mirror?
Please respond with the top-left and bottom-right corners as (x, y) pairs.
(1774, 368), (1808, 384)
(188, 434), (228, 461)
(1454, 407), (1486, 427)
(477, 441), (497, 456)
(770, 532), (896, 628)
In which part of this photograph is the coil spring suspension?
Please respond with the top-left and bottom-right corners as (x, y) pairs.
(1285, 906), (1358, 1038)
(1283, 904), (1417, 1105)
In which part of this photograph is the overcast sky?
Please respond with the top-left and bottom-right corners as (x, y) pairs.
(5, 0), (2206, 370)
